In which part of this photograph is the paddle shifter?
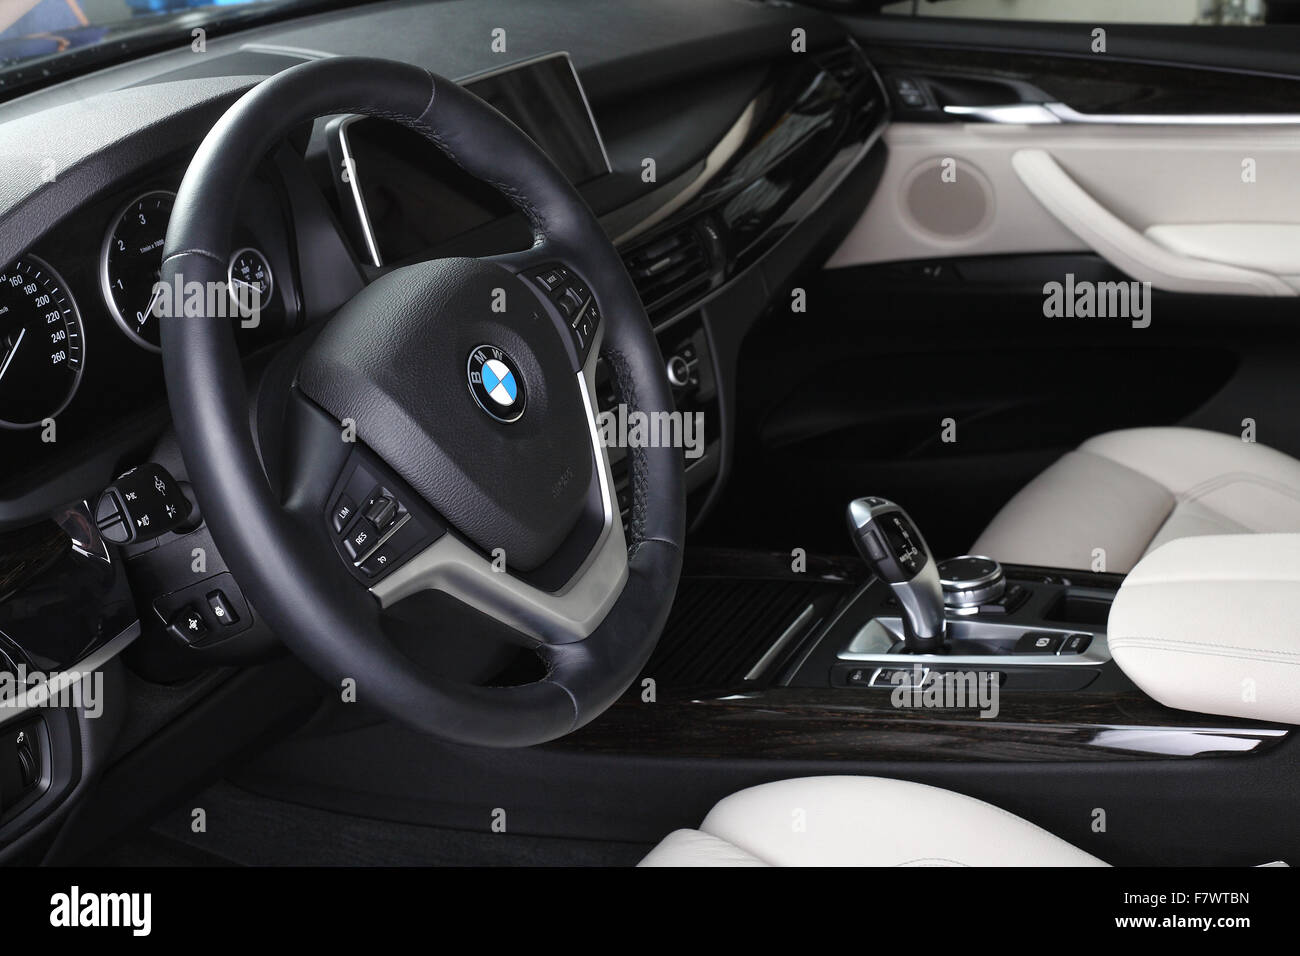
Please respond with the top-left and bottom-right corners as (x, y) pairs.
(846, 497), (946, 653)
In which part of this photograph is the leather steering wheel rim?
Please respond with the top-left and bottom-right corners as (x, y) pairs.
(159, 56), (685, 747)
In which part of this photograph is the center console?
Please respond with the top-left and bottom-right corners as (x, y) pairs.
(795, 496), (1112, 691)
(560, 494), (1289, 764)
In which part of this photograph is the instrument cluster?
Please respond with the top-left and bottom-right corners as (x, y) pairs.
(0, 173), (293, 433)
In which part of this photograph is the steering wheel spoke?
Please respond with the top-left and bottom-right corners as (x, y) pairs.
(371, 352), (627, 645)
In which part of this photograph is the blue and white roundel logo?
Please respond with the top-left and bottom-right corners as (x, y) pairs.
(467, 345), (526, 422)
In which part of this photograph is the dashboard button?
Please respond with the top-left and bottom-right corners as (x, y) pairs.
(1015, 631), (1064, 655)
(1060, 633), (1093, 655)
(167, 605), (209, 646)
(206, 590), (240, 626)
(534, 266), (568, 291)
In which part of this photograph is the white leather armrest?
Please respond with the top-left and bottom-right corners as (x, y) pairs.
(1108, 534), (1300, 725)
(1145, 223), (1300, 292)
(1012, 149), (1295, 297)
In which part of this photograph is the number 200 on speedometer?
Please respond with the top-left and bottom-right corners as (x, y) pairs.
(0, 255), (85, 429)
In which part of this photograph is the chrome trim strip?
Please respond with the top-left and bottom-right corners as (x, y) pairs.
(945, 102), (1300, 126)
(943, 103), (1062, 125)
(614, 100), (758, 247)
(744, 602), (816, 681)
(839, 616), (1111, 667)
(335, 115), (384, 268)
(351, 511), (411, 569)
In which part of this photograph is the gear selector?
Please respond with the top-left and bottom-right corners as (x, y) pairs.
(846, 497), (946, 653)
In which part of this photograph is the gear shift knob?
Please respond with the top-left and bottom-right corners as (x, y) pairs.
(846, 497), (946, 653)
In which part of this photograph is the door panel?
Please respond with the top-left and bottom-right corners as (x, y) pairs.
(697, 13), (1300, 559)
(828, 122), (1300, 295)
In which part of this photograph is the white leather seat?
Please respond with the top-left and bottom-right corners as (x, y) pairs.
(639, 776), (1106, 867)
(971, 427), (1300, 574)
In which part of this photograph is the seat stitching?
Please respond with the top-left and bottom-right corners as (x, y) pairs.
(1176, 471), (1300, 513)
(1142, 504), (1248, 557)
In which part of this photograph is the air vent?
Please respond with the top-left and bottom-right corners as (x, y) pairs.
(623, 223), (713, 319)
(640, 577), (840, 688)
(817, 45), (870, 97)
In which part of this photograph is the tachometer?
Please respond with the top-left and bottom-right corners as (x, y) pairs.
(0, 255), (85, 429)
(101, 190), (175, 351)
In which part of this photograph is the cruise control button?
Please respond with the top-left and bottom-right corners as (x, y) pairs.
(358, 517), (425, 577)
(344, 518), (379, 559)
(332, 495), (357, 532)
(359, 548), (396, 577)
(364, 495), (398, 530)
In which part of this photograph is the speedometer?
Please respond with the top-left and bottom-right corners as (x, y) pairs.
(101, 190), (174, 351)
(0, 255), (85, 429)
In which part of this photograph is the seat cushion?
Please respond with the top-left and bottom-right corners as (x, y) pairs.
(971, 427), (1300, 573)
(638, 776), (1106, 867)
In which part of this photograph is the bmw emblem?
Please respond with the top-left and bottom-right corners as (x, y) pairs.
(467, 345), (526, 423)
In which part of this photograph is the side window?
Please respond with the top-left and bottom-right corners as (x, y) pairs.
(878, 0), (1284, 27)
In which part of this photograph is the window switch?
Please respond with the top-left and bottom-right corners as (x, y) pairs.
(206, 590), (240, 626)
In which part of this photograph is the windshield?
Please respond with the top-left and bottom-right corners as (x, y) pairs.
(0, 0), (343, 78)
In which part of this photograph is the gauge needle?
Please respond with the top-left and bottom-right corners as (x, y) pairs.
(142, 287), (164, 324)
(0, 327), (25, 384)
(230, 278), (263, 308)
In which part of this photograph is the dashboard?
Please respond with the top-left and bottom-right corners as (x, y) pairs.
(0, 0), (891, 860)
(0, 25), (885, 537)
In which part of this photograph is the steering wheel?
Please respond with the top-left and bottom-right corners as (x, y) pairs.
(159, 57), (684, 747)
